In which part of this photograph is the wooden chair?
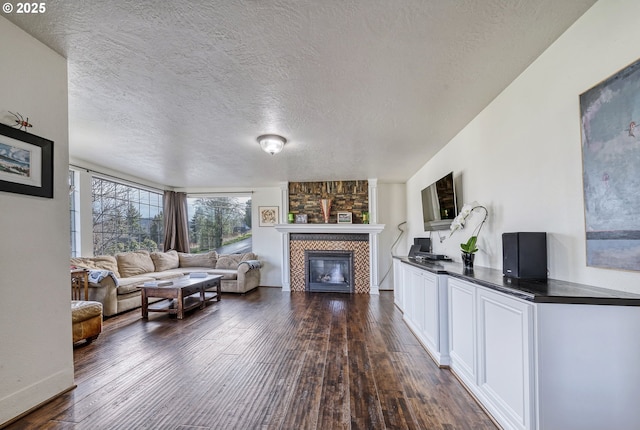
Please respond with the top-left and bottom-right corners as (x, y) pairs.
(70, 269), (103, 344)
(71, 268), (89, 300)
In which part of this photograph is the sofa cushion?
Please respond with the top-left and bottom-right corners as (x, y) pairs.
(178, 251), (217, 268)
(116, 276), (154, 295)
(145, 271), (185, 281)
(71, 255), (120, 278)
(117, 250), (155, 278)
(175, 267), (213, 275)
(151, 250), (179, 272)
(162, 268), (190, 277)
(207, 269), (238, 280)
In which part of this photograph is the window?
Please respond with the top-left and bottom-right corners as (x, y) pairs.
(69, 170), (79, 257)
(187, 196), (252, 254)
(92, 177), (164, 255)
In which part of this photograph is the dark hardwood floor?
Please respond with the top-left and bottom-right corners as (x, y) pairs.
(8, 288), (497, 429)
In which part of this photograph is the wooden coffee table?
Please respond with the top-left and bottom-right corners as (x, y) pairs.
(140, 274), (222, 319)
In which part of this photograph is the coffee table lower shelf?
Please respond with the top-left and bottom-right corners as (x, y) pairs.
(140, 275), (222, 320)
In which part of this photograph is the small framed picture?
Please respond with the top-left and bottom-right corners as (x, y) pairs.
(337, 212), (352, 224)
(258, 206), (278, 227)
(295, 213), (308, 224)
(0, 123), (53, 198)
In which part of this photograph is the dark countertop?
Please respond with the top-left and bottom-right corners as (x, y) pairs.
(397, 256), (640, 306)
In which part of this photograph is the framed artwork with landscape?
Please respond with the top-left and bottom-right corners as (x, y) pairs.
(0, 123), (53, 198)
(580, 57), (640, 271)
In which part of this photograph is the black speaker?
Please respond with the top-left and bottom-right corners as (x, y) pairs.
(414, 237), (431, 253)
(502, 232), (547, 279)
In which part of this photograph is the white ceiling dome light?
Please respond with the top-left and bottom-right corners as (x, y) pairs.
(258, 134), (287, 155)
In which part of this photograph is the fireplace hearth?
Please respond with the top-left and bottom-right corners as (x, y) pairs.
(305, 250), (354, 293)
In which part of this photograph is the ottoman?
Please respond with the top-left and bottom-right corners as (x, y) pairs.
(71, 300), (103, 344)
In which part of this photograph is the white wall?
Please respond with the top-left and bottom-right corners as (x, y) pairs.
(406, 0), (640, 294)
(249, 186), (284, 286)
(0, 17), (72, 425)
(377, 183), (407, 290)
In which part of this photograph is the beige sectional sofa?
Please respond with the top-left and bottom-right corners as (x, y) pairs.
(70, 250), (261, 317)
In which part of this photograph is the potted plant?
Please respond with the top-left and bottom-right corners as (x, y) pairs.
(460, 236), (479, 269)
(450, 202), (488, 269)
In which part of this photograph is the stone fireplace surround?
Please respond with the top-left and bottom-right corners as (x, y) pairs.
(276, 179), (384, 294)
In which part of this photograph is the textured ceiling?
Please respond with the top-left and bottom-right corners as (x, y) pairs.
(4, 0), (596, 188)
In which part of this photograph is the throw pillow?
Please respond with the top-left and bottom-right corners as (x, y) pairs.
(216, 254), (242, 270)
(178, 251), (217, 268)
(241, 252), (258, 261)
(70, 256), (120, 278)
(116, 250), (155, 278)
(150, 250), (179, 272)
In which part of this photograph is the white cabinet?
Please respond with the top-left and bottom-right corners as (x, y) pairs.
(399, 263), (640, 430)
(448, 277), (534, 430)
(400, 263), (449, 366)
(476, 287), (534, 430)
(448, 278), (477, 389)
(392, 258), (404, 311)
(406, 266), (425, 332)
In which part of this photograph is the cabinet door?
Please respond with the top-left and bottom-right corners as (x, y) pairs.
(448, 278), (477, 389)
(408, 268), (425, 332)
(420, 270), (439, 354)
(477, 288), (534, 430)
(392, 259), (404, 310)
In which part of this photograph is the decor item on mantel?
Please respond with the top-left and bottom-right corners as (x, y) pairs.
(289, 180), (368, 224)
(320, 198), (332, 223)
(337, 211), (352, 224)
(450, 201), (488, 270)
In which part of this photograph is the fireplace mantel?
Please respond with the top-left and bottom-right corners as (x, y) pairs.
(274, 224), (385, 234)
(276, 223), (385, 294)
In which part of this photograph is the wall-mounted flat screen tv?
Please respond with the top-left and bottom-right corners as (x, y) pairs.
(421, 172), (457, 231)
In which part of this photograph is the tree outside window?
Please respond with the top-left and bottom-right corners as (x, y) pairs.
(187, 196), (252, 254)
(92, 177), (164, 255)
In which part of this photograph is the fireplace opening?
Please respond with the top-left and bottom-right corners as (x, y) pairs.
(305, 250), (354, 293)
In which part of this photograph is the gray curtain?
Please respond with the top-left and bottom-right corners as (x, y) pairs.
(163, 191), (190, 252)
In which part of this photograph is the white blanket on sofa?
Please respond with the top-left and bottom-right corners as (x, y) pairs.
(88, 269), (119, 287)
(238, 260), (262, 270)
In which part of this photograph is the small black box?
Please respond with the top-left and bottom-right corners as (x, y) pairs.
(502, 232), (547, 279)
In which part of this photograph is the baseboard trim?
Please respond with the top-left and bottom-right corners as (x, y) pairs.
(448, 368), (503, 430)
(0, 384), (76, 429)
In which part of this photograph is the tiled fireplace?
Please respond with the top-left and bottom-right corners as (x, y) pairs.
(275, 224), (385, 294)
(305, 250), (354, 293)
(291, 233), (368, 293)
